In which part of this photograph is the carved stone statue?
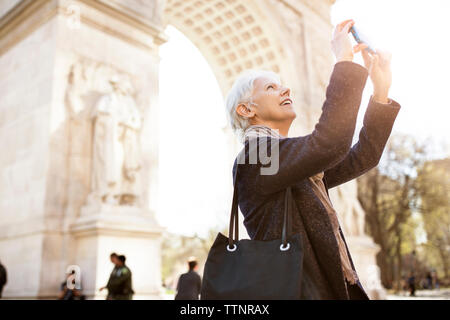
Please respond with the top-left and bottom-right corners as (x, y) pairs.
(117, 79), (142, 205)
(89, 76), (142, 206)
(90, 77), (121, 205)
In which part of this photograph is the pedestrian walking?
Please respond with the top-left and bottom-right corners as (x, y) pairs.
(0, 260), (6, 299)
(408, 272), (416, 297)
(175, 257), (202, 300)
(100, 254), (134, 300)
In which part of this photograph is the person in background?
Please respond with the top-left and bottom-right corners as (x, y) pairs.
(100, 252), (120, 299)
(426, 272), (433, 289)
(432, 271), (439, 290)
(175, 257), (202, 300)
(0, 260), (7, 299)
(408, 272), (416, 297)
(100, 254), (134, 300)
(58, 270), (85, 300)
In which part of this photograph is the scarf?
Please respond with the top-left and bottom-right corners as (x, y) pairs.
(243, 124), (358, 285)
(308, 173), (359, 285)
(243, 124), (284, 140)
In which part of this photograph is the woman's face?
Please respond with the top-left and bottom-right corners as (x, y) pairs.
(243, 76), (296, 127)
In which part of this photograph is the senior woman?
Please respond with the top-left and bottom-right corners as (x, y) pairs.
(225, 19), (401, 299)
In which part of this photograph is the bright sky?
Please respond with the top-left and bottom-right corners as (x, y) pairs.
(332, 0), (450, 159)
(157, 25), (230, 237)
(157, 0), (450, 237)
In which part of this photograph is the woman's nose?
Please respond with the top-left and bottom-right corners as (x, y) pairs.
(281, 86), (290, 96)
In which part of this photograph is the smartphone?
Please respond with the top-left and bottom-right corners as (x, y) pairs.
(350, 26), (376, 54)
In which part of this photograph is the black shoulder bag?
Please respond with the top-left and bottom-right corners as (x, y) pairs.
(200, 164), (304, 300)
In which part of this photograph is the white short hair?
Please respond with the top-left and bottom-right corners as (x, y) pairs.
(225, 69), (281, 138)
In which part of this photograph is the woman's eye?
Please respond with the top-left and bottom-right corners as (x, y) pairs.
(267, 85), (274, 89)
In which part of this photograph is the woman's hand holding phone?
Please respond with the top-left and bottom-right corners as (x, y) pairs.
(331, 19), (368, 62)
(332, 19), (392, 103)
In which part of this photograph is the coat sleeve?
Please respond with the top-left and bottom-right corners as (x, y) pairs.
(244, 61), (369, 195)
(323, 96), (401, 189)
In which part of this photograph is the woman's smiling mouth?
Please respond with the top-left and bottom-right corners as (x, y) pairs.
(280, 98), (292, 106)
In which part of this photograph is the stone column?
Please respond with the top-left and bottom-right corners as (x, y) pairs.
(0, 0), (167, 299)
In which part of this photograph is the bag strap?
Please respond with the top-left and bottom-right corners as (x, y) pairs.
(229, 163), (293, 248)
(228, 166), (239, 248)
(282, 186), (293, 247)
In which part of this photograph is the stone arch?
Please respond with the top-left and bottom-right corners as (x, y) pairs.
(0, 0), (385, 300)
(163, 0), (292, 94)
(160, 0), (302, 240)
(159, 0), (324, 238)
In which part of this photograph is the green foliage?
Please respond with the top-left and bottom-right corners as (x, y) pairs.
(415, 158), (450, 280)
(161, 227), (226, 289)
(357, 133), (449, 290)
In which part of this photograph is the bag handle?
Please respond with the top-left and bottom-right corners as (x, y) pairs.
(228, 163), (293, 250)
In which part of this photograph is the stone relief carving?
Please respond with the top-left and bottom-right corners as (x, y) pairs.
(66, 59), (143, 208)
(90, 76), (143, 206)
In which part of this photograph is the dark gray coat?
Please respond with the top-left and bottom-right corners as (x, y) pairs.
(232, 61), (401, 299)
(175, 270), (202, 300)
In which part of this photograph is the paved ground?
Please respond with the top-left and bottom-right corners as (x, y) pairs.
(162, 293), (175, 300)
(163, 289), (450, 300)
(386, 288), (450, 300)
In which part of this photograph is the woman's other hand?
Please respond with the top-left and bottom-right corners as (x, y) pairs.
(362, 49), (392, 103)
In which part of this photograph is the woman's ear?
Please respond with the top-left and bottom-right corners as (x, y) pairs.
(236, 103), (255, 119)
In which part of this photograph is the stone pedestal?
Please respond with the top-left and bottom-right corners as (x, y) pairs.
(70, 204), (165, 299)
